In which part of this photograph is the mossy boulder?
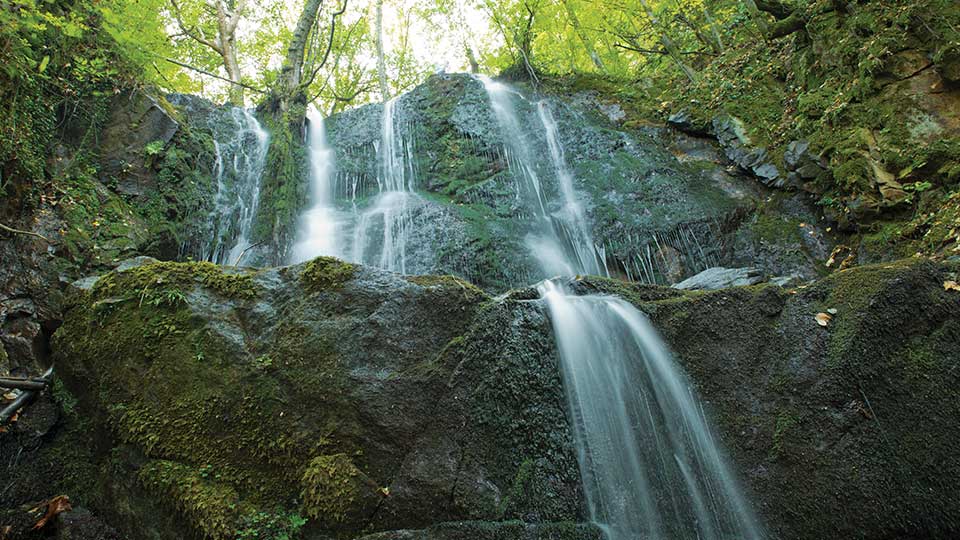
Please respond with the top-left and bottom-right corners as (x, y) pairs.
(46, 257), (582, 539)
(623, 258), (960, 539)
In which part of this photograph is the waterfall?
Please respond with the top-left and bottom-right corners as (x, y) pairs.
(537, 102), (604, 277)
(202, 107), (270, 265)
(348, 97), (418, 273)
(539, 280), (763, 540)
(475, 75), (603, 278)
(291, 106), (341, 263)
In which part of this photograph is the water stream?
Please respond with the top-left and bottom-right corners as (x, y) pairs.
(476, 75), (605, 278)
(291, 106), (341, 263)
(347, 97), (419, 273)
(202, 107), (270, 265)
(539, 280), (763, 540)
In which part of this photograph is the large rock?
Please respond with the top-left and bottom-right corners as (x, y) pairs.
(326, 74), (808, 289)
(44, 257), (585, 539)
(99, 91), (180, 198)
(671, 266), (764, 290)
(11, 257), (957, 540)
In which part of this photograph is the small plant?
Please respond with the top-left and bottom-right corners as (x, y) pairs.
(144, 140), (166, 157)
(235, 510), (307, 540)
(254, 355), (274, 369)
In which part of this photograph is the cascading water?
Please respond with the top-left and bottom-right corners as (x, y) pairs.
(291, 106), (341, 263)
(476, 75), (604, 278)
(202, 107), (270, 265)
(348, 97), (418, 273)
(539, 280), (763, 540)
(537, 102), (605, 277)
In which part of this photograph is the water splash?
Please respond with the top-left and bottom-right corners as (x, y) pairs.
(539, 280), (763, 540)
(291, 106), (342, 263)
(202, 107), (270, 265)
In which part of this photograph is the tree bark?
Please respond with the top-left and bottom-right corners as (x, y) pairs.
(375, 0), (389, 102)
(465, 45), (479, 73)
(562, 0), (605, 71)
(169, 0), (246, 105)
(741, 0), (770, 35)
(215, 0), (245, 105)
(277, 0), (325, 98)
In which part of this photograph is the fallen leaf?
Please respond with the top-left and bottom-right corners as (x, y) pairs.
(32, 495), (72, 530)
(944, 280), (960, 292)
(379, 486), (391, 497)
(827, 308), (838, 315)
(2, 392), (15, 401)
(815, 313), (832, 327)
(2, 525), (11, 540)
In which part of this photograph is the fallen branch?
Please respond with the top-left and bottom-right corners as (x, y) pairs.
(0, 378), (47, 391)
(233, 241), (264, 266)
(0, 367), (54, 426)
(0, 222), (51, 243)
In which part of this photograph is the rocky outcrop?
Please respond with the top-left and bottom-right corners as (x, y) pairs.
(672, 266), (764, 290)
(25, 257), (584, 539)
(99, 91), (180, 198)
(4, 257), (957, 539)
(325, 74), (823, 289)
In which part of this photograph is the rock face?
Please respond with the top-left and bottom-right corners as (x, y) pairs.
(40, 257), (585, 539)
(99, 91), (181, 198)
(5, 257), (954, 540)
(324, 74), (822, 289)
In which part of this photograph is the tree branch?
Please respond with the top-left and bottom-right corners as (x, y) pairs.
(0, 222), (50, 242)
(162, 57), (265, 93)
(303, 0), (349, 90)
(169, 0), (223, 54)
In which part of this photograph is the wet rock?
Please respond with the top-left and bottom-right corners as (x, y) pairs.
(49, 258), (581, 539)
(98, 91), (180, 197)
(713, 115), (785, 188)
(667, 109), (711, 136)
(355, 521), (605, 540)
(672, 267), (765, 290)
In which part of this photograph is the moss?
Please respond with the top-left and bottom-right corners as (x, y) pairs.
(770, 410), (802, 459)
(300, 454), (370, 526)
(300, 256), (357, 292)
(254, 101), (309, 262)
(94, 260), (259, 301)
(405, 274), (486, 301)
(138, 460), (248, 539)
(752, 212), (803, 246)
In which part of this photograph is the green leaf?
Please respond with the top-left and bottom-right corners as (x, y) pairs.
(38, 55), (49, 72)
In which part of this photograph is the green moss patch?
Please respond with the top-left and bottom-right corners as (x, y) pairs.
(300, 257), (357, 292)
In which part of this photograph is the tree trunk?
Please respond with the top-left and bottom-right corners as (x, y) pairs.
(465, 44), (480, 74)
(215, 0), (245, 105)
(741, 0), (770, 36)
(278, 0), (325, 99)
(562, 0), (605, 71)
(638, 0), (698, 82)
(375, 0), (389, 102)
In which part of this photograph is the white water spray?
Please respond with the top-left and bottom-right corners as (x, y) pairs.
(348, 97), (418, 273)
(537, 102), (604, 276)
(476, 75), (605, 278)
(539, 280), (763, 540)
